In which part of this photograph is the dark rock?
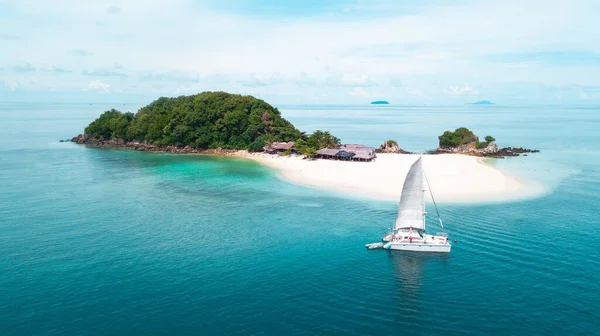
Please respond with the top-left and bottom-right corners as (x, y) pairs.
(376, 140), (412, 154)
(428, 142), (539, 158)
(70, 134), (241, 156)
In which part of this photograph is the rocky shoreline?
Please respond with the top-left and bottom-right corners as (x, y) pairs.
(69, 134), (539, 159)
(69, 134), (243, 156)
(429, 144), (540, 158)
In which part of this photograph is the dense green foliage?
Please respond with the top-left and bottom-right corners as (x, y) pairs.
(305, 130), (341, 149)
(475, 141), (487, 149)
(484, 135), (496, 143)
(84, 92), (306, 150)
(438, 127), (496, 149)
(476, 135), (496, 149)
(84, 109), (134, 140)
(247, 134), (270, 152)
(294, 130), (341, 157)
(438, 127), (478, 147)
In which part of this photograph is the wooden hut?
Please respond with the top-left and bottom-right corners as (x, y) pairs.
(342, 144), (376, 161)
(263, 141), (295, 154)
(353, 152), (374, 161)
(315, 144), (376, 161)
(316, 148), (340, 159)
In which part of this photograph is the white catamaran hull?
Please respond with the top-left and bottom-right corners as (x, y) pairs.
(383, 242), (451, 252)
(370, 158), (452, 254)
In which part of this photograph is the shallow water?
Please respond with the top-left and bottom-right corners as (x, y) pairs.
(1, 102), (599, 335)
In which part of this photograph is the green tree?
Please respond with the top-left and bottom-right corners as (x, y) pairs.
(303, 147), (317, 158)
(85, 109), (134, 140)
(438, 127), (478, 147)
(294, 138), (317, 158)
(248, 134), (270, 152)
(82, 92), (317, 150)
(306, 130), (341, 149)
(484, 135), (496, 143)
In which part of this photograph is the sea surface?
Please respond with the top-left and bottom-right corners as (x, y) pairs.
(1, 102), (599, 335)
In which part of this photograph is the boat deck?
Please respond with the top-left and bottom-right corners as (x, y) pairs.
(385, 233), (449, 245)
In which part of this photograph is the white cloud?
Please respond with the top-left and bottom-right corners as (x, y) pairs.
(68, 49), (94, 56)
(87, 79), (110, 92)
(5, 80), (22, 90)
(337, 73), (376, 87)
(579, 91), (600, 100)
(407, 89), (425, 96)
(443, 83), (480, 95)
(106, 5), (121, 15)
(1, 0), (600, 103)
(81, 69), (127, 77)
(348, 87), (373, 98)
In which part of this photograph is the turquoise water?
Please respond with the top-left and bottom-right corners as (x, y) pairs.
(1, 102), (599, 335)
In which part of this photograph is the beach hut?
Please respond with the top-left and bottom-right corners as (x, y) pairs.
(341, 144), (371, 152)
(264, 141), (295, 154)
(316, 148), (340, 159)
(342, 144), (376, 161)
(336, 150), (354, 160)
(316, 144), (376, 161)
(353, 151), (375, 161)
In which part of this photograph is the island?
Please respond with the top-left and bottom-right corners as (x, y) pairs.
(71, 92), (543, 203)
(430, 127), (539, 157)
(469, 100), (494, 105)
(370, 101), (389, 105)
(72, 91), (340, 157)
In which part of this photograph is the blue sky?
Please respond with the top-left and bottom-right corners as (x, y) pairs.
(1, 0), (600, 104)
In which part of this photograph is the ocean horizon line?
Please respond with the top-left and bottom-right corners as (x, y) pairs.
(1, 99), (599, 109)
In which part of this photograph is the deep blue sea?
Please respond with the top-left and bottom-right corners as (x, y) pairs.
(1, 102), (599, 335)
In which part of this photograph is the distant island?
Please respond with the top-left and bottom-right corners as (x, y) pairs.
(370, 101), (389, 105)
(469, 100), (494, 105)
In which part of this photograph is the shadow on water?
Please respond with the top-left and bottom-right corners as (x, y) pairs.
(388, 252), (450, 292)
(385, 251), (451, 323)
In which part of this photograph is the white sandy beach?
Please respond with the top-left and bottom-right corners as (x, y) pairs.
(238, 153), (545, 204)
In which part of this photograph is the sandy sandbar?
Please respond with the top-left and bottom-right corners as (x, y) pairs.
(234, 152), (545, 204)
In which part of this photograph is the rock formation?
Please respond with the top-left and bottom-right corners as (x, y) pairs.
(430, 141), (539, 158)
(70, 134), (241, 156)
(482, 142), (499, 155)
(376, 140), (412, 154)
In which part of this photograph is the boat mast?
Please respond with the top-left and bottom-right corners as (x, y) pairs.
(420, 157), (426, 232)
(423, 162), (444, 231)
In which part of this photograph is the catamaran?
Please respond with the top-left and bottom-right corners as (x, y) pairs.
(366, 157), (451, 253)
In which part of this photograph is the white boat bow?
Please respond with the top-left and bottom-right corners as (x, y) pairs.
(372, 157), (452, 253)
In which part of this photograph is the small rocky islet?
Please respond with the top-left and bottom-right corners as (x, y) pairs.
(427, 127), (539, 158)
(67, 92), (538, 159)
(428, 143), (540, 158)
